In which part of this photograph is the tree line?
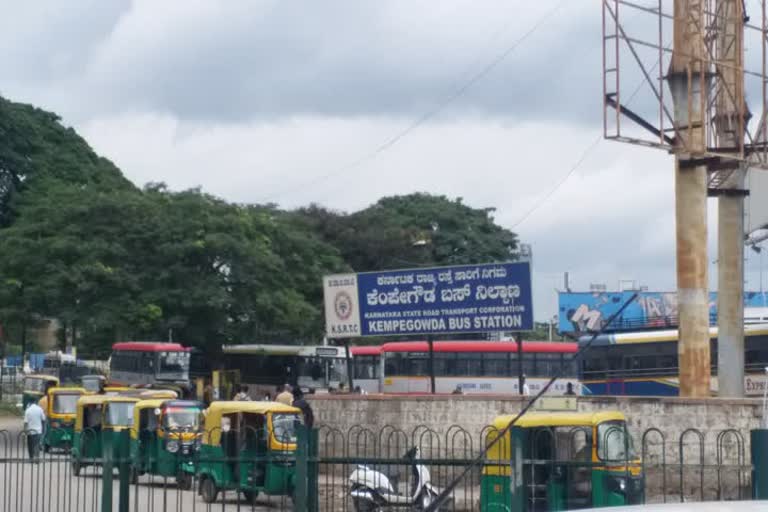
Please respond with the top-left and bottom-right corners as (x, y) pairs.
(0, 96), (519, 357)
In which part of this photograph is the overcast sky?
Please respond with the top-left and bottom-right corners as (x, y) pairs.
(1, 0), (767, 323)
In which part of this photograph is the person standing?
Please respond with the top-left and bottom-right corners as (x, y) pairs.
(292, 389), (314, 429)
(24, 401), (46, 461)
(275, 384), (293, 406)
(521, 374), (531, 396)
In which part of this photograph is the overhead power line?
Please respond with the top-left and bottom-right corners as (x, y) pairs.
(258, 0), (568, 203)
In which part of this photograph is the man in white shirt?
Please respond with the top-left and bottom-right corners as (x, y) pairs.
(521, 374), (531, 397)
(24, 401), (46, 461)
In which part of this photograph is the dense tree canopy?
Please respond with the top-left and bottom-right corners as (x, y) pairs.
(0, 96), (521, 357)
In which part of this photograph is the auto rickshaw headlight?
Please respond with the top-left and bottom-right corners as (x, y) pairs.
(166, 440), (180, 453)
(606, 475), (627, 494)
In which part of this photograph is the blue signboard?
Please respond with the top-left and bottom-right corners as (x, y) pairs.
(558, 291), (768, 333)
(323, 262), (533, 338)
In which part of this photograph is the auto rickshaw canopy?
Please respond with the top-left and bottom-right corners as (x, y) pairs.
(23, 374), (60, 394)
(202, 401), (301, 446)
(491, 411), (627, 431)
(486, 411), (630, 464)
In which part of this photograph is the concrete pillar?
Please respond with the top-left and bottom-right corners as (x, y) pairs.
(669, 0), (712, 397)
(676, 159), (711, 397)
(718, 175), (746, 397)
(714, 0), (746, 397)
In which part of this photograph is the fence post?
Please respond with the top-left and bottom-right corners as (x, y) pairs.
(752, 429), (768, 499)
(308, 427), (319, 512)
(295, 424), (308, 511)
(117, 430), (130, 512)
(101, 431), (113, 512)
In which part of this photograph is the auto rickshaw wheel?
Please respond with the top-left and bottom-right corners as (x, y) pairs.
(130, 468), (139, 485)
(200, 477), (218, 504)
(177, 473), (193, 491)
(71, 460), (81, 477)
(43, 443), (50, 454)
(242, 490), (258, 504)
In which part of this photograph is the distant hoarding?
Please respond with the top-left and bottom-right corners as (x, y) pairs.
(323, 262), (533, 338)
(558, 291), (768, 333)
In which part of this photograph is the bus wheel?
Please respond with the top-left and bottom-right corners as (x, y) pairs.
(177, 473), (192, 491)
(200, 477), (218, 504)
(71, 460), (81, 477)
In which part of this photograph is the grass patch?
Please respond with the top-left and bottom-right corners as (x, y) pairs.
(0, 401), (22, 417)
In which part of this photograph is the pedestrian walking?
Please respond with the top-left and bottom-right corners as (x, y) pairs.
(24, 401), (46, 461)
(292, 388), (314, 429)
(233, 385), (251, 401)
(275, 384), (293, 405)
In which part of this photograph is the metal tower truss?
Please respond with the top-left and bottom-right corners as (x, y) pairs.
(602, 0), (768, 190)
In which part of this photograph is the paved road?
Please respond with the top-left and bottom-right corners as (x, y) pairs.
(0, 419), (298, 512)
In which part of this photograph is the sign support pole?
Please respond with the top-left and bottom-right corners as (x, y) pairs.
(343, 340), (354, 392)
(427, 335), (436, 394)
(516, 333), (524, 396)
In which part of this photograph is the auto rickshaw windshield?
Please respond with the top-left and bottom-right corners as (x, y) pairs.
(164, 407), (202, 430)
(53, 394), (79, 414)
(272, 413), (301, 444)
(597, 420), (637, 461)
(105, 402), (135, 426)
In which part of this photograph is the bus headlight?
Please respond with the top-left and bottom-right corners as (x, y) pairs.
(166, 440), (180, 453)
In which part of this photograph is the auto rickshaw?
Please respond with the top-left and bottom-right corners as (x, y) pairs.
(197, 401), (302, 504)
(81, 375), (106, 394)
(130, 399), (204, 489)
(22, 374), (59, 409)
(42, 386), (85, 452)
(71, 395), (139, 475)
(481, 411), (644, 511)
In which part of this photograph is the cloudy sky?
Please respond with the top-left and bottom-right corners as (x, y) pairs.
(1, 0), (767, 321)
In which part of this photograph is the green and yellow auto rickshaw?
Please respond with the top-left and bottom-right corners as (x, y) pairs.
(42, 386), (85, 452)
(130, 399), (204, 489)
(22, 374), (59, 409)
(197, 401), (302, 504)
(481, 411), (644, 511)
(71, 395), (139, 476)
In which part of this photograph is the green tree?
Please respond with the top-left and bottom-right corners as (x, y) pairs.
(299, 193), (519, 271)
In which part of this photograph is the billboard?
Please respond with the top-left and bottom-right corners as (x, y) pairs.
(558, 291), (768, 333)
(323, 262), (533, 338)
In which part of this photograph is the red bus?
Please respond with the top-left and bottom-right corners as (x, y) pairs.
(352, 341), (580, 395)
(109, 342), (191, 387)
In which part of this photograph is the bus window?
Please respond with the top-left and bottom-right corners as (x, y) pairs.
(483, 353), (509, 377)
(454, 353), (482, 376)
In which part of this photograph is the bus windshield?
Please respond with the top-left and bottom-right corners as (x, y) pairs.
(105, 402), (135, 426)
(272, 414), (300, 444)
(157, 352), (190, 379)
(53, 394), (79, 414)
(164, 408), (202, 430)
(597, 421), (637, 461)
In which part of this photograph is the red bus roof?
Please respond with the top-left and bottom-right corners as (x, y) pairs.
(379, 341), (577, 354)
(112, 342), (189, 352)
(351, 346), (382, 356)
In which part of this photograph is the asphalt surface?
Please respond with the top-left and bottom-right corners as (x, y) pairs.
(0, 416), (298, 512)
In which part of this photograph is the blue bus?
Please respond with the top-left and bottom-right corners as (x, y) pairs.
(579, 323), (768, 396)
